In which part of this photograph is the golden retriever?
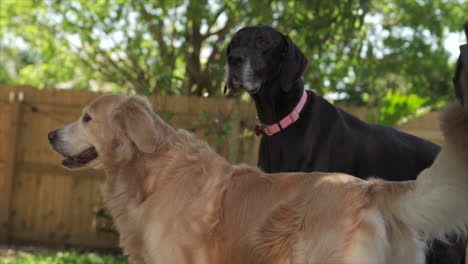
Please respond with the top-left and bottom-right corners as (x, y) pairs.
(48, 94), (468, 264)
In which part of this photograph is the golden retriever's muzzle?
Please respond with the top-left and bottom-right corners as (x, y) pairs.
(48, 129), (98, 168)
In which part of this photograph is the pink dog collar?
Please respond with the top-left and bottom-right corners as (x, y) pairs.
(255, 90), (307, 136)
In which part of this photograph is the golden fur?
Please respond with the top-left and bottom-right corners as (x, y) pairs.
(49, 95), (468, 264)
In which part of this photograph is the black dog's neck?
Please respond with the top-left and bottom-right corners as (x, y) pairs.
(252, 79), (306, 125)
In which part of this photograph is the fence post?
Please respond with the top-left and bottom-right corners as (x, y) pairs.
(229, 100), (241, 163)
(0, 92), (23, 243)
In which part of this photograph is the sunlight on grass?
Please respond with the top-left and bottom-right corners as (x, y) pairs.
(0, 251), (128, 264)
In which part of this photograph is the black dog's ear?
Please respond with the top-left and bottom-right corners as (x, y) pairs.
(280, 34), (308, 92)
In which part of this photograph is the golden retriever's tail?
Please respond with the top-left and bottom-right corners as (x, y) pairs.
(374, 103), (468, 242)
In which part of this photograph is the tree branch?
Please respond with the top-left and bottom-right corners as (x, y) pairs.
(202, 3), (228, 40)
(137, 1), (171, 62)
(203, 16), (234, 75)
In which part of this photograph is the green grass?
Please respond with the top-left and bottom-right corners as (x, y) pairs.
(0, 251), (128, 264)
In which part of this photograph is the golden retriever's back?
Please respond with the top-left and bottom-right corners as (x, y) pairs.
(218, 168), (374, 263)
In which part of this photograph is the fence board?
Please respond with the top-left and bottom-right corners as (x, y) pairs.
(0, 101), (21, 243)
(10, 166), (115, 248)
(0, 102), (12, 242)
(0, 85), (102, 106)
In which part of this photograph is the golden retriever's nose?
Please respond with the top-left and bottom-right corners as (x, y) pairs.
(48, 130), (58, 143)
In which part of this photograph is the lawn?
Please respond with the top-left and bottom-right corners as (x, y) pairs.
(0, 247), (128, 264)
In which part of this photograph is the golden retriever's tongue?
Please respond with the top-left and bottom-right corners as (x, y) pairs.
(79, 147), (95, 159)
(62, 147), (97, 168)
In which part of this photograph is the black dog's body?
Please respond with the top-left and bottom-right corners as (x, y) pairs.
(257, 90), (439, 180)
(226, 25), (466, 264)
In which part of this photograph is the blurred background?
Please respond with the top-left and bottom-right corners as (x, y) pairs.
(0, 0), (467, 263)
(1, 0), (467, 124)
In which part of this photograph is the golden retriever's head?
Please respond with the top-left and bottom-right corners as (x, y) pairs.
(48, 94), (162, 170)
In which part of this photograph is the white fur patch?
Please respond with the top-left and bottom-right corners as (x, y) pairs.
(240, 59), (261, 93)
(344, 209), (389, 264)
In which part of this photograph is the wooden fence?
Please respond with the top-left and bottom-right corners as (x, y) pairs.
(0, 85), (444, 250)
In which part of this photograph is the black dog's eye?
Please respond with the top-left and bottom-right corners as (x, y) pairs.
(256, 36), (269, 48)
(230, 35), (241, 47)
(82, 113), (92, 123)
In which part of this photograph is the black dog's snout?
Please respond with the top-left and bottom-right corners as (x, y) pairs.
(228, 54), (244, 67)
(48, 130), (58, 143)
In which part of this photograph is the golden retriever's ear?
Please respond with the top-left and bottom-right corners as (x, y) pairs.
(112, 96), (159, 153)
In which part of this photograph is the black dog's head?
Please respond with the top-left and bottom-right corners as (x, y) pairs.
(226, 25), (308, 94)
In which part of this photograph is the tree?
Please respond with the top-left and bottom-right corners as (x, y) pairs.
(347, 0), (468, 124)
(1, 0), (467, 124)
(1, 0), (266, 95)
(1, 0), (369, 96)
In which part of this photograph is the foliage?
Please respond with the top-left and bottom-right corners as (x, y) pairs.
(0, 251), (127, 264)
(1, 0), (270, 95)
(192, 111), (233, 151)
(93, 208), (118, 234)
(346, 0), (468, 123)
(378, 90), (428, 126)
(1, 0), (468, 124)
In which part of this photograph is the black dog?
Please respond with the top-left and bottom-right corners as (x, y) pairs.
(226, 25), (466, 264)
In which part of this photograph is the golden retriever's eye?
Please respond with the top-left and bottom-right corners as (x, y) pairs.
(82, 113), (92, 123)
